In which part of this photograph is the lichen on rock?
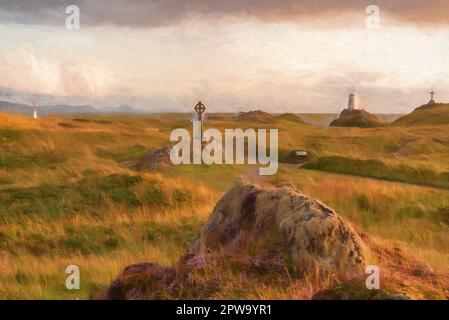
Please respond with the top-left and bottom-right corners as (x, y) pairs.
(189, 180), (368, 275)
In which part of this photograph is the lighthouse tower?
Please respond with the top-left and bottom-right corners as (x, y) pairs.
(347, 93), (359, 111)
(32, 101), (38, 119)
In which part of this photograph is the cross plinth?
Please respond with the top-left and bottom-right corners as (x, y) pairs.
(194, 101), (206, 138)
(429, 91), (436, 104)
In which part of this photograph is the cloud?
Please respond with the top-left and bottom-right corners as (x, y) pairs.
(1, 0), (449, 27)
(0, 68), (432, 114)
(0, 46), (116, 97)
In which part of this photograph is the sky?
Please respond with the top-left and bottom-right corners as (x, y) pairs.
(1, 0), (449, 113)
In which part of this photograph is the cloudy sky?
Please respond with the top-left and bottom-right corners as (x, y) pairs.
(1, 0), (449, 113)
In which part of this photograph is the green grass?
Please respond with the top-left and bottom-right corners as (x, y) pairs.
(97, 144), (148, 163)
(303, 156), (449, 189)
(0, 112), (448, 299)
(0, 151), (66, 169)
(0, 128), (22, 141)
(73, 118), (113, 125)
(393, 104), (449, 126)
(278, 167), (449, 262)
(0, 173), (194, 222)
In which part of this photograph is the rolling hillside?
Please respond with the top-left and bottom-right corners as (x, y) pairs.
(393, 103), (449, 126)
(0, 111), (447, 299)
(0, 100), (152, 116)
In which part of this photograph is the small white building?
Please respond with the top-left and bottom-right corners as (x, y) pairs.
(295, 151), (308, 157)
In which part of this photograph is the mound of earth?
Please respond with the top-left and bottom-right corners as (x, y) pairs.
(102, 181), (372, 299)
(276, 113), (306, 123)
(330, 109), (384, 128)
(236, 110), (275, 123)
(132, 144), (173, 171)
(393, 103), (449, 126)
(131, 141), (214, 171)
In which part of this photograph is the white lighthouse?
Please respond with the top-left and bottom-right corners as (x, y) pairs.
(347, 93), (359, 111)
(32, 101), (38, 119)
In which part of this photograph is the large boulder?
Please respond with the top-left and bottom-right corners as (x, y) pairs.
(189, 181), (368, 275)
(132, 144), (173, 171)
(102, 181), (370, 300)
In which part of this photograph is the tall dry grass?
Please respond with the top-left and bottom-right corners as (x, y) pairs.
(0, 113), (448, 299)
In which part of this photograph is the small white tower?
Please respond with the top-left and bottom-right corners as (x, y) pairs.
(32, 101), (38, 119)
(347, 93), (359, 111)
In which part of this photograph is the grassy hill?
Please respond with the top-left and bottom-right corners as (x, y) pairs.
(275, 112), (306, 123)
(0, 112), (448, 299)
(236, 110), (275, 123)
(393, 103), (449, 126)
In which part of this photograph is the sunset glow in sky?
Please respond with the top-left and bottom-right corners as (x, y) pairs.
(1, 0), (449, 113)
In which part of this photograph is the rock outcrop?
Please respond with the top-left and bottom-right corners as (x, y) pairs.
(330, 109), (384, 128)
(132, 144), (173, 171)
(189, 181), (368, 275)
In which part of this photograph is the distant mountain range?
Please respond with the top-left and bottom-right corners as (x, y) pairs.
(0, 99), (410, 120)
(0, 100), (153, 116)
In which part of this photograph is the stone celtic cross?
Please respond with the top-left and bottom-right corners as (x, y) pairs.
(429, 90), (436, 103)
(194, 101), (206, 138)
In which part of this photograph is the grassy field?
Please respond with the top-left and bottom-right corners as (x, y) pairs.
(0, 112), (448, 299)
